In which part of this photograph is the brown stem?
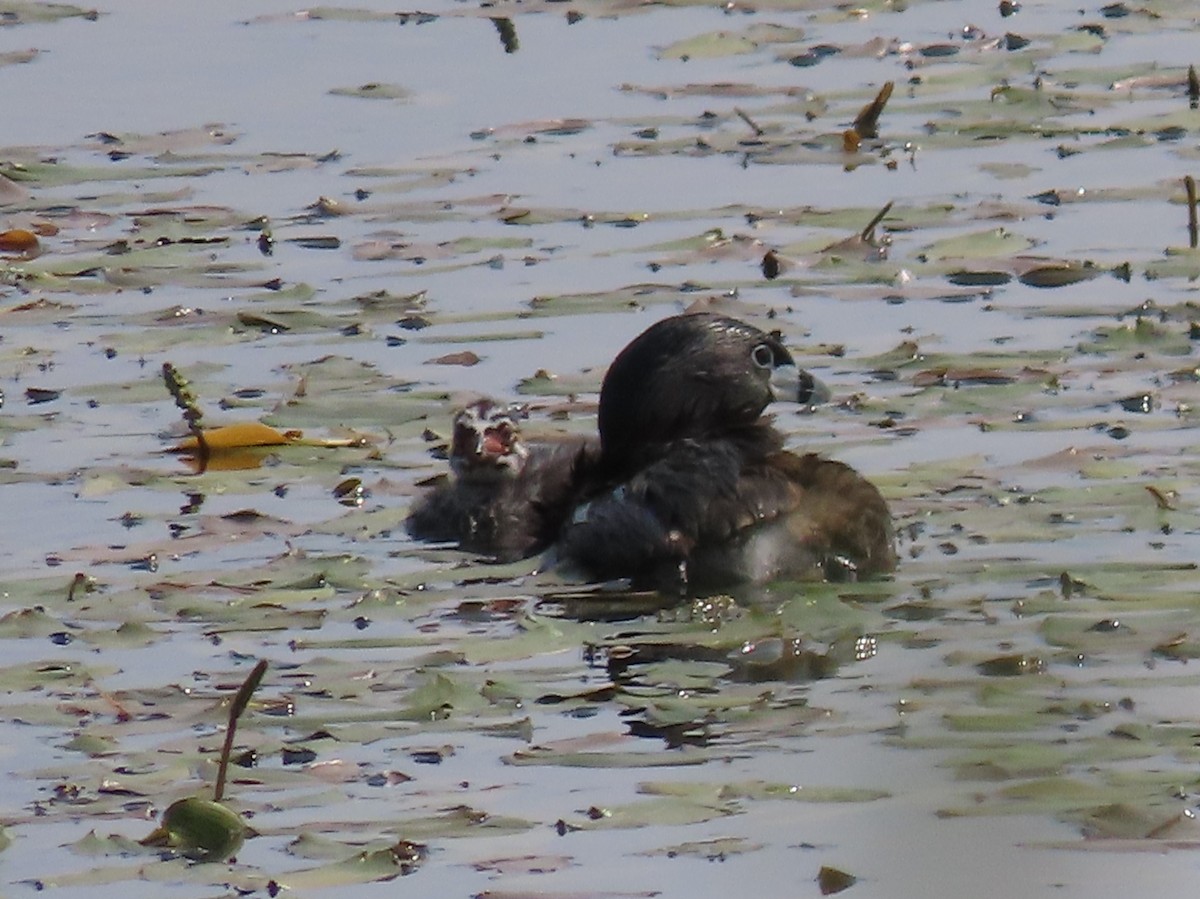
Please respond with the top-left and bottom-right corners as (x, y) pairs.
(67, 572), (87, 602)
(1187, 176), (1197, 250)
(162, 362), (210, 464)
(214, 659), (268, 803)
(733, 107), (764, 137)
(861, 201), (894, 242)
(853, 81), (893, 139)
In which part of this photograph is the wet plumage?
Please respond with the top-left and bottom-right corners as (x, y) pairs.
(407, 312), (896, 591)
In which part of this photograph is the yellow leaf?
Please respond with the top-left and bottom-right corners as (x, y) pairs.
(174, 421), (295, 452)
(0, 228), (41, 258)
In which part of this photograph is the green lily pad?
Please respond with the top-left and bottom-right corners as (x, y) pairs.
(141, 797), (246, 862)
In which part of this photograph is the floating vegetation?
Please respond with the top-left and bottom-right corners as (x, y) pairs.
(4, 1), (1200, 896)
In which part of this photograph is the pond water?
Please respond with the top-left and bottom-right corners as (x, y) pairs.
(2, 0), (1200, 896)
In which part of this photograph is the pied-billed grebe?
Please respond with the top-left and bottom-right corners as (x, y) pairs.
(406, 399), (598, 561)
(407, 312), (895, 590)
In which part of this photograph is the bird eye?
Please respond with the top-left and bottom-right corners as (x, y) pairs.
(751, 343), (774, 369)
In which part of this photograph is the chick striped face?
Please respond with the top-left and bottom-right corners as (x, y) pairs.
(449, 401), (530, 483)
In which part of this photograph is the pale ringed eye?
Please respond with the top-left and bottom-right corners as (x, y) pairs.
(751, 343), (774, 368)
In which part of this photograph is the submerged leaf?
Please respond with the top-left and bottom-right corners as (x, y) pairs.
(329, 83), (411, 101)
